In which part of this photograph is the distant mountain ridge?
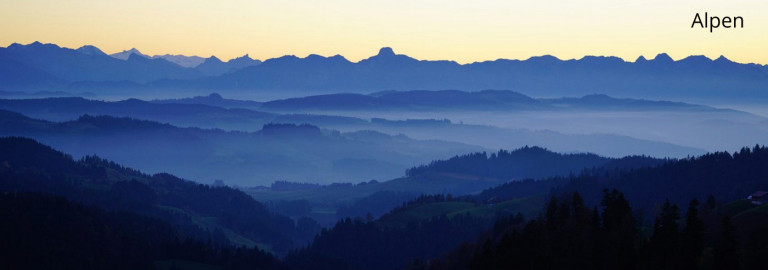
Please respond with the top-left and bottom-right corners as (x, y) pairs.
(151, 54), (206, 68)
(0, 96), (366, 131)
(0, 42), (260, 88)
(109, 48), (150, 60)
(1, 42), (767, 102)
(259, 90), (720, 112)
(0, 95), (715, 158)
(0, 109), (482, 184)
(194, 54), (263, 76)
(0, 42), (198, 84)
(170, 47), (768, 102)
(152, 92), (264, 109)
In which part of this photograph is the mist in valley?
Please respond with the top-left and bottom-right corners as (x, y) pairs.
(3, 90), (767, 188)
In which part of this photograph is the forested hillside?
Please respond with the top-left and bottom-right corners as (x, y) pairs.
(411, 190), (768, 270)
(406, 146), (664, 180)
(0, 192), (285, 270)
(0, 137), (317, 256)
(288, 145), (768, 270)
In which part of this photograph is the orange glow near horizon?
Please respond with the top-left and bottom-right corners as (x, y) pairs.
(1, 0), (767, 64)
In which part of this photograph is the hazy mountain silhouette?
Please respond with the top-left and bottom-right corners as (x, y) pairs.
(260, 90), (717, 112)
(109, 48), (149, 60)
(0, 96), (367, 131)
(194, 54), (262, 76)
(169, 47), (768, 102)
(2, 43), (767, 102)
(252, 90), (759, 156)
(0, 96), (711, 158)
(0, 90), (92, 98)
(0, 54), (64, 89)
(151, 53), (206, 67)
(152, 92), (264, 109)
(0, 110), (481, 185)
(0, 42), (200, 83)
(366, 118), (705, 158)
(75, 45), (107, 56)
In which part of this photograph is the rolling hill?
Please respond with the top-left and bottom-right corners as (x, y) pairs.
(0, 110), (482, 185)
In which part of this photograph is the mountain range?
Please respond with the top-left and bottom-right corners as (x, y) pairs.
(0, 95), (710, 158)
(0, 42), (261, 90)
(1, 42), (767, 102)
(110, 48), (218, 69)
(258, 90), (721, 112)
(149, 90), (723, 113)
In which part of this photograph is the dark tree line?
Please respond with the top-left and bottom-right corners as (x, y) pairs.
(554, 145), (768, 222)
(0, 137), (314, 255)
(0, 192), (285, 270)
(473, 145), (768, 225)
(286, 213), (490, 270)
(406, 146), (663, 180)
(409, 190), (767, 270)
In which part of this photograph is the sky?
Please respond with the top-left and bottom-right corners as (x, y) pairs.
(1, 0), (767, 64)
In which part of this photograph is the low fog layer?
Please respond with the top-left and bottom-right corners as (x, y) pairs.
(0, 110), (480, 185)
(2, 90), (764, 186)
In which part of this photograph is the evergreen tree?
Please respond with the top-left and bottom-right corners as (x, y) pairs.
(600, 189), (637, 269)
(651, 199), (681, 269)
(713, 216), (739, 270)
(681, 199), (704, 270)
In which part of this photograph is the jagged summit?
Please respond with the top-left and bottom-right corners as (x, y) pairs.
(111, 48), (148, 60)
(7, 41), (59, 50)
(357, 46), (419, 65)
(206, 55), (223, 63)
(652, 53), (674, 63)
(0, 41), (763, 103)
(378, 47), (396, 57)
(714, 55), (733, 63)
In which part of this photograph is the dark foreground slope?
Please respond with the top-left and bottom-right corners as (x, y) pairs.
(0, 192), (285, 270)
(247, 147), (663, 227)
(288, 145), (768, 270)
(414, 189), (768, 270)
(0, 137), (318, 256)
(471, 145), (768, 217)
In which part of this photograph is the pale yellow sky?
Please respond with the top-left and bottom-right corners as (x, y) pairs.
(1, 0), (766, 64)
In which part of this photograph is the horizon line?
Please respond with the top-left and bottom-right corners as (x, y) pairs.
(4, 41), (767, 66)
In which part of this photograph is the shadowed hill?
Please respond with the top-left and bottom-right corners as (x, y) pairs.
(0, 136), (310, 256)
(405, 146), (665, 180)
